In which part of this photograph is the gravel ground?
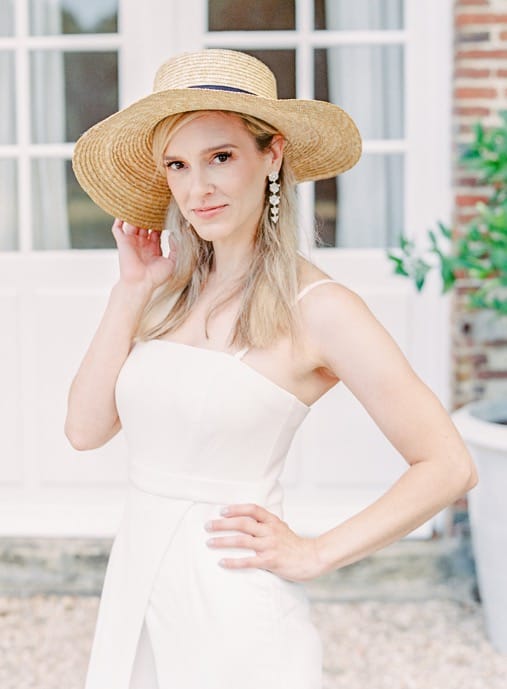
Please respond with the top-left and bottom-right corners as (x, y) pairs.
(1, 594), (506, 689)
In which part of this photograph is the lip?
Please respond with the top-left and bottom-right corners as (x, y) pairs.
(192, 205), (227, 218)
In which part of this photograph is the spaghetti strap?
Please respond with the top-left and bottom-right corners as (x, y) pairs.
(235, 279), (337, 360)
(234, 346), (250, 360)
(296, 278), (338, 302)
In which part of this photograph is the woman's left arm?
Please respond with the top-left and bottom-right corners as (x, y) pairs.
(302, 283), (479, 577)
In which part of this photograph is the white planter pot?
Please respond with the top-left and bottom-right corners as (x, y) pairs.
(451, 397), (507, 654)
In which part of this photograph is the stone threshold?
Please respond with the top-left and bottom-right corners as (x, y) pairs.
(0, 534), (478, 603)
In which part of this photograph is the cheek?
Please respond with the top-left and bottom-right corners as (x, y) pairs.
(166, 176), (185, 202)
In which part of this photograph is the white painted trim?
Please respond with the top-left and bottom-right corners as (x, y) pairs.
(204, 30), (407, 48)
(0, 34), (121, 50)
(0, 496), (436, 538)
(404, 0), (453, 412)
(15, 0), (31, 253)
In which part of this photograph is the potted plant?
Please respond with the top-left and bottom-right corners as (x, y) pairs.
(387, 109), (507, 654)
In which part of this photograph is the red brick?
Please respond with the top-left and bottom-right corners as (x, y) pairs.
(454, 86), (497, 98)
(456, 124), (475, 135)
(501, 30), (507, 40)
(478, 370), (507, 379)
(456, 194), (490, 207)
(456, 49), (507, 59)
(455, 67), (491, 78)
(456, 0), (489, 5)
(456, 176), (485, 186)
(498, 69), (507, 77)
(455, 13), (507, 26)
(454, 105), (491, 116)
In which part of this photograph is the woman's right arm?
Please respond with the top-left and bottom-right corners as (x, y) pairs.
(64, 281), (153, 450)
(64, 219), (178, 451)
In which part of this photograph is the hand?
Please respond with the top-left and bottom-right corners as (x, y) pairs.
(111, 218), (179, 291)
(204, 503), (324, 583)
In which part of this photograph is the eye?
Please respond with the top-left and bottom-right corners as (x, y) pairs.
(164, 160), (185, 170)
(213, 151), (232, 164)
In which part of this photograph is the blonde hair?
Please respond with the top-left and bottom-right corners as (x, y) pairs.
(133, 109), (307, 350)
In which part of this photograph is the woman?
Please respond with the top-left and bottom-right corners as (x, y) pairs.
(66, 49), (478, 689)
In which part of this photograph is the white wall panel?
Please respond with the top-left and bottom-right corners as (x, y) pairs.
(0, 290), (22, 483)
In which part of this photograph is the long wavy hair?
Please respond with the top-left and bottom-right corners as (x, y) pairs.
(133, 109), (309, 351)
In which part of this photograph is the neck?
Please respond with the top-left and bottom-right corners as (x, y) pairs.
(208, 240), (254, 286)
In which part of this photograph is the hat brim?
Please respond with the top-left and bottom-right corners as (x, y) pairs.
(72, 88), (362, 231)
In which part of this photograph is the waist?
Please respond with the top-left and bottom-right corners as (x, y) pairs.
(128, 460), (284, 510)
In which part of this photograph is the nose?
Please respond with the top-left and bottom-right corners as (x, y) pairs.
(189, 166), (215, 200)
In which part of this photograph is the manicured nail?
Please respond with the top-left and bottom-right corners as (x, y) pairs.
(220, 506), (230, 515)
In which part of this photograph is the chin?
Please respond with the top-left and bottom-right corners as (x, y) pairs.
(192, 223), (235, 241)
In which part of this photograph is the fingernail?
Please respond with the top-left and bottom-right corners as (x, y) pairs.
(204, 521), (213, 531)
(220, 506), (230, 515)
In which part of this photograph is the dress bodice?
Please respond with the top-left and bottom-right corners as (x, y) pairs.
(114, 278), (337, 509)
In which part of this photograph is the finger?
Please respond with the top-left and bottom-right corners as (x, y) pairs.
(219, 556), (262, 570)
(111, 218), (123, 235)
(138, 228), (149, 238)
(223, 504), (277, 524)
(206, 516), (265, 537)
(207, 534), (257, 550)
(123, 222), (138, 235)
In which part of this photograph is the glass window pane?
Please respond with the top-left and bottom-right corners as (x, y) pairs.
(0, 159), (18, 251)
(29, 0), (118, 35)
(315, 46), (404, 140)
(315, 153), (404, 249)
(31, 50), (118, 144)
(32, 160), (115, 250)
(208, 0), (295, 31)
(0, 0), (14, 36)
(0, 51), (16, 143)
(315, 0), (403, 31)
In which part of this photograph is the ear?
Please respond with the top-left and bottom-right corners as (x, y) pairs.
(268, 134), (285, 172)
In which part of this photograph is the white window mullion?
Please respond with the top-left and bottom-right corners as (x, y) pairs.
(15, 0), (32, 253)
(5, 34), (122, 51)
(295, 2), (315, 250)
(311, 30), (406, 46)
(204, 29), (407, 49)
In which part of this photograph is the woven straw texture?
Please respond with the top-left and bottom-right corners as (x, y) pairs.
(72, 49), (362, 230)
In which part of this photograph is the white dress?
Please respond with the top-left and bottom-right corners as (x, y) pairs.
(83, 278), (337, 689)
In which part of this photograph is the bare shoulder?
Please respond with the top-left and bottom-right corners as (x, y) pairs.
(296, 254), (335, 288)
(296, 275), (407, 383)
(296, 254), (364, 320)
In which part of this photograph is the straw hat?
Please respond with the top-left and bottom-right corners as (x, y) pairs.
(72, 48), (362, 231)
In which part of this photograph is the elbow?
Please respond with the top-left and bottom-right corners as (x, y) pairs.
(64, 416), (120, 451)
(65, 429), (92, 452)
(465, 463), (479, 492)
(64, 421), (95, 452)
(456, 456), (479, 497)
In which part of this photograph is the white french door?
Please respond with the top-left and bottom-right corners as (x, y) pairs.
(0, 0), (453, 537)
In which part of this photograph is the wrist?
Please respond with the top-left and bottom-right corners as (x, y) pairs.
(110, 281), (154, 314)
(314, 532), (339, 576)
(112, 279), (154, 300)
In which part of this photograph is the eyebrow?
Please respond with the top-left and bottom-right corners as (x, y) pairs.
(163, 143), (239, 162)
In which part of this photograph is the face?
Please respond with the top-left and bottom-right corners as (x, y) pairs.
(162, 111), (284, 242)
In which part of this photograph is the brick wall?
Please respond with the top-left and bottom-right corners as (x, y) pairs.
(452, 0), (507, 411)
